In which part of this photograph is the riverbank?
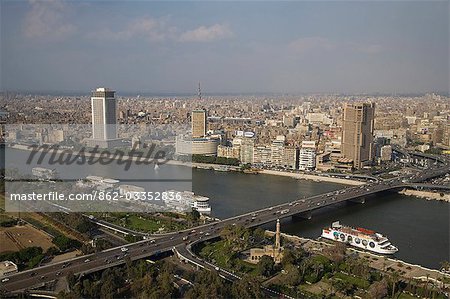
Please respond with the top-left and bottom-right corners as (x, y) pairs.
(261, 169), (364, 186)
(9, 144), (361, 186)
(266, 230), (450, 283)
(399, 189), (450, 202)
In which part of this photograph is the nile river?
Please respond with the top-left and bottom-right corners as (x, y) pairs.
(4, 148), (449, 269)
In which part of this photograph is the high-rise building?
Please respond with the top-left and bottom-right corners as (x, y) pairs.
(192, 109), (207, 138)
(91, 87), (117, 140)
(87, 88), (121, 148)
(341, 103), (375, 169)
(282, 146), (299, 170)
(237, 137), (254, 164)
(444, 123), (450, 147)
(253, 145), (272, 166)
(299, 141), (316, 170)
(271, 135), (286, 167)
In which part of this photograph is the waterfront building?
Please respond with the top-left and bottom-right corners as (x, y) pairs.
(282, 146), (299, 170)
(163, 191), (211, 214)
(253, 145), (272, 166)
(192, 109), (207, 138)
(175, 135), (219, 156)
(271, 135), (286, 167)
(217, 144), (240, 160)
(341, 103), (375, 169)
(236, 137), (254, 164)
(249, 219), (284, 264)
(87, 88), (122, 148)
(299, 141), (316, 171)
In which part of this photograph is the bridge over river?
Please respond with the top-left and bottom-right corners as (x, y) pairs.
(1, 150), (449, 296)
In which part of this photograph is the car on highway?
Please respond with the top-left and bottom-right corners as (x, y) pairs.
(121, 247), (128, 252)
(84, 259), (90, 263)
(1, 278), (10, 283)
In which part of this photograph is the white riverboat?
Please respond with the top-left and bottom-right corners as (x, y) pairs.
(321, 221), (398, 254)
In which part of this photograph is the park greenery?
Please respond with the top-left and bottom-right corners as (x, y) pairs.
(94, 211), (199, 234)
(195, 224), (448, 299)
(57, 258), (265, 299)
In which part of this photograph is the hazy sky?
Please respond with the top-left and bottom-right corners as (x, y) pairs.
(1, 1), (448, 94)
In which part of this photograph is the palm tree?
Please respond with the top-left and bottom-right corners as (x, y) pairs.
(390, 270), (400, 298)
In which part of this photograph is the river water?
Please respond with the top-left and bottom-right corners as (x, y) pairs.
(3, 148), (449, 269)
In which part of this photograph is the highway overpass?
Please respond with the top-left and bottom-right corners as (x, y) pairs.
(1, 155), (449, 295)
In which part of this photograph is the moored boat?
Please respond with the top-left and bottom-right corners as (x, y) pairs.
(321, 221), (398, 254)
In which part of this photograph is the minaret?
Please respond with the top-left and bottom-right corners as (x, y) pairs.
(275, 219), (281, 250)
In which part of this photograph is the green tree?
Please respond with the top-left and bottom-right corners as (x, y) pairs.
(252, 227), (266, 244)
(66, 272), (77, 290)
(368, 279), (388, 299)
(283, 263), (300, 286)
(281, 249), (297, 267)
(100, 277), (115, 299)
(231, 275), (264, 299)
(256, 255), (275, 277)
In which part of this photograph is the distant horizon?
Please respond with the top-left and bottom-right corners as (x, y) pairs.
(1, 89), (449, 98)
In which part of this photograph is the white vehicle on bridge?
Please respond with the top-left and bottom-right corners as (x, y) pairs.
(121, 247), (128, 252)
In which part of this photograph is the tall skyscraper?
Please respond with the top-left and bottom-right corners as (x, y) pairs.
(91, 87), (117, 140)
(341, 103), (375, 169)
(88, 87), (120, 148)
(192, 109), (207, 138)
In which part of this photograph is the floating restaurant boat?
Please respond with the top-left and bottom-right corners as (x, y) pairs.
(321, 221), (398, 254)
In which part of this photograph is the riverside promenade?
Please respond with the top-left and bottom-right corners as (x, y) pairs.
(261, 169), (364, 186)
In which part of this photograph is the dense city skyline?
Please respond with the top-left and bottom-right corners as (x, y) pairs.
(1, 1), (449, 94)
